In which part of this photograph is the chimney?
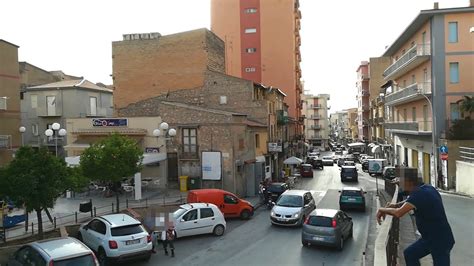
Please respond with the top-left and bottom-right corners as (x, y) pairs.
(434, 2), (439, 9)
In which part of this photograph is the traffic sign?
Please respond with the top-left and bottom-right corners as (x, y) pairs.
(439, 145), (448, 154)
(441, 153), (448, 160)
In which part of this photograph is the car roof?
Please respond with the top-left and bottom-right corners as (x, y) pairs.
(310, 208), (339, 218)
(281, 189), (308, 196)
(30, 237), (91, 259)
(301, 163), (312, 166)
(99, 214), (141, 228)
(189, 188), (226, 194)
(341, 165), (356, 169)
(180, 203), (217, 210)
(270, 182), (286, 186)
(342, 187), (362, 191)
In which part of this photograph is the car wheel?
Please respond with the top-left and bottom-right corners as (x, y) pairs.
(213, 224), (225, 236)
(97, 248), (108, 266)
(302, 240), (309, 247)
(240, 209), (251, 220)
(77, 232), (83, 242)
(337, 237), (344, 251)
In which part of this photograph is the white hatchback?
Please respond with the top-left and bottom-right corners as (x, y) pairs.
(78, 214), (152, 265)
(172, 203), (226, 238)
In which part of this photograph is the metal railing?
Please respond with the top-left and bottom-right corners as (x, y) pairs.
(385, 82), (431, 106)
(459, 147), (474, 163)
(384, 44), (431, 78)
(385, 121), (432, 132)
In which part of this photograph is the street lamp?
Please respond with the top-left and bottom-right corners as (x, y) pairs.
(45, 123), (67, 157)
(19, 126), (26, 146)
(417, 89), (437, 187)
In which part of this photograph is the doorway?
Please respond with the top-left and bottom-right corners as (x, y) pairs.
(167, 153), (178, 188)
(404, 147), (409, 166)
(412, 150), (418, 170)
(423, 153), (430, 184)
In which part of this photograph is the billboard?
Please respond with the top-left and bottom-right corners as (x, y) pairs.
(268, 143), (283, 152)
(202, 151), (222, 180)
(92, 118), (128, 127)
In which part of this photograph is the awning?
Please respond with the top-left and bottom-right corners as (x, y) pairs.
(72, 128), (147, 135)
(371, 145), (382, 154)
(65, 152), (167, 167)
(256, 156), (266, 163)
(283, 156), (303, 165)
(65, 156), (81, 166)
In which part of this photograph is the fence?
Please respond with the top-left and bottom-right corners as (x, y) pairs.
(459, 147), (474, 163)
(1, 194), (185, 243)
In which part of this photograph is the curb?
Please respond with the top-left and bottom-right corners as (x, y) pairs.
(437, 188), (473, 198)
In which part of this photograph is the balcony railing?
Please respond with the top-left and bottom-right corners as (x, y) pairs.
(310, 104), (323, 109)
(310, 115), (323, 120)
(385, 120), (432, 133)
(309, 125), (322, 130)
(384, 44), (431, 80)
(385, 82), (431, 106)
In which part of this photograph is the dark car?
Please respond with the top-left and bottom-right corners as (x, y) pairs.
(301, 209), (353, 250)
(339, 187), (366, 211)
(362, 161), (369, 172)
(300, 164), (314, 178)
(340, 166), (358, 182)
(312, 158), (324, 170)
(383, 167), (396, 180)
(267, 183), (289, 202)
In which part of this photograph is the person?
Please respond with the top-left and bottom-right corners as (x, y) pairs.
(162, 225), (176, 257)
(376, 174), (455, 266)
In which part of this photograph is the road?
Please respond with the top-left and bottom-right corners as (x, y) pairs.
(133, 152), (383, 266)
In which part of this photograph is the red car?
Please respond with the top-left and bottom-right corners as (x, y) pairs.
(300, 164), (314, 178)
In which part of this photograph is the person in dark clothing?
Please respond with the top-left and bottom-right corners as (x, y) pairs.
(162, 226), (176, 257)
(376, 174), (455, 266)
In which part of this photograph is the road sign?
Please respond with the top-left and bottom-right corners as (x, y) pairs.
(439, 145), (448, 154)
(441, 153), (448, 160)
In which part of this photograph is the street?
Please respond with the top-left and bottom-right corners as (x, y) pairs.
(133, 152), (382, 266)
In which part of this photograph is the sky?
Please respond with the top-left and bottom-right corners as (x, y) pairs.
(0, 0), (470, 113)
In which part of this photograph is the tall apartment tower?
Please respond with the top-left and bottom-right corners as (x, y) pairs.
(302, 94), (330, 150)
(356, 61), (370, 141)
(211, 0), (303, 122)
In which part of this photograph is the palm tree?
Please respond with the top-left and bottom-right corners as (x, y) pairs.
(458, 95), (474, 119)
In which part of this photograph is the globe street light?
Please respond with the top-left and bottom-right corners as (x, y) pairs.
(45, 123), (67, 157)
(19, 126), (26, 146)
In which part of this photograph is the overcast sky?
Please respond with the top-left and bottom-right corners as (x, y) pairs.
(0, 0), (469, 113)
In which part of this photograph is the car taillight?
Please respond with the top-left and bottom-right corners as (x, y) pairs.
(332, 219), (337, 228)
(147, 234), (152, 243)
(49, 261), (54, 266)
(109, 240), (118, 249)
(304, 216), (310, 224)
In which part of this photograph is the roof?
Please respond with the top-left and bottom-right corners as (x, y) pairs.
(27, 79), (113, 93)
(342, 187), (362, 191)
(0, 39), (19, 48)
(281, 189), (309, 196)
(383, 6), (474, 56)
(99, 214), (141, 227)
(180, 203), (217, 210)
(189, 188), (228, 194)
(312, 208), (339, 218)
(32, 237), (91, 259)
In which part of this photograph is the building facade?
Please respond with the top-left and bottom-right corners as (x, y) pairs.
(368, 57), (391, 144)
(303, 94), (330, 150)
(0, 40), (21, 166)
(210, 0), (303, 126)
(356, 61), (370, 141)
(381, 5), (474, 186)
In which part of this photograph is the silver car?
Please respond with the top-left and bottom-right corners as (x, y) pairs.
(270, 190), (316, 226)
(301, 209), (353, 250)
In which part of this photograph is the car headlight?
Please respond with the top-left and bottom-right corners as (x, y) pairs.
(271, 211), (275, 217)
(294, 213), (300, 218)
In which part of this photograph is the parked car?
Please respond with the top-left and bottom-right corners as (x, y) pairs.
(340, 166), (358, 182)
(322, 156), (334, 166)
(301, 209), (353, 250)
(343, 160), (356, 166)
(270, 190), (316, 227)
(77, 214), (152, 265)
(308, 151), (320, 157)
(312, 158), (324, 170)
(383, 166), (396, 180)
(335, 149), (343, 156)
(171, 203), (226, 238)
(339, 187), (367, 211)
(267, 182), (289, 202)
(300, 164), (314, 178)
(8, 237), (99, 266)
(187, 189), (254, 219)
(362, 160), (369, 172)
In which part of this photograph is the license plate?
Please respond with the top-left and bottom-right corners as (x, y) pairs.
(126, 239), (140, 245)
(347, 176), (352, 179)
(348, 198), (356, 201)
(313, 236), (324, 241)
(278, 218), (285, 221)
(272, 193), (278, 197)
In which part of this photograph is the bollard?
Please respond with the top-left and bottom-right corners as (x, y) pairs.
(54, 217), (57, 229)
(75, 212), (78, 224)
(126, 199), (129, 208)
(112, 203), (114, 213)
(146, 198), (148, 208)
(94, 207), (97, 217)
(90, 199), (93, 218)
(31, 222), (34, 235)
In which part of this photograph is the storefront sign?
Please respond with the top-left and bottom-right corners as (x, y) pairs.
(145, 147), (160, 153)
(268, 143), (283, 152)
(92, 118), (128, 127)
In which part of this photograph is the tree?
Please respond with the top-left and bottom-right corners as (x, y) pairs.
(2, 147), (73, 239)
(458, 95), (474, 118)
(80, 134), (143, 213)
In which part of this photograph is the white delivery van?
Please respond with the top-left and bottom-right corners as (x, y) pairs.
(368, 159), (387, 176)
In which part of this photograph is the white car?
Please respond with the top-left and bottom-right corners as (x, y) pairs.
(78, 214), (152, 265)
(270, 190), (316, 227)
(172, 203), (226, 238)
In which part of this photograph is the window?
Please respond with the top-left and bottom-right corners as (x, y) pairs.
(397, 110), (400, 122)
(244, 8), (257, 13)
(111, 224), (144, 236)
(412, 107), (416, 121)
(244, 28), (257, 34)
(307, 216), (332, 227)
(245, 67), (256, 72)
(403, 108), (407, 122)
(182, 128), (197, 153)
(88, 219), (106, 235)
(423, 68), (429, 82)
(246, 48), (257, 53)
(224, 194), (239, 204)
(89, 96), (97, 116)
(182, 209), (198, 221)
(14, 247), (46, 265)
(423, 105), (429, 130)
(31, 94), (37, 108)
(53, 254), (96, 266)
(403, 80), (407, 88)
(31, 124), (39, 136)
(411, 41), (415, 47)
(220, 96), (227, 105)
(200, 208), (214, 219)
(0, 97), (6, 110)
(411, 75), (416, 84)
(422, 31), (427, 46)
(255, 134), (260, 148)
(46, 96), (56, 116)
(449, 62), (459, 83)
(450, 103), (460, 120)
(448, 22), (458, 43)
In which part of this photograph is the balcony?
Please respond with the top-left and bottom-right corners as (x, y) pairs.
(310, 104), (323, 109)
(277, 110), (289, 125)
(384, 121), (432, 135)
(384, 82), (431, 106)
(309, 125), (322, 130)
(384, 44), (431, 80)
(375, 117), (384, 124)
(310, 115), (324, 120)
(307, 135), (323, 140)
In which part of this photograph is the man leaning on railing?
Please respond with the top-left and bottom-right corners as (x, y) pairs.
(376, 172), (455, 266)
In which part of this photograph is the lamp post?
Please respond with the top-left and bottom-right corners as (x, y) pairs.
(45, 123), (67, 157)
(418, 89), (437, 187)
(19, 126), (26, 146)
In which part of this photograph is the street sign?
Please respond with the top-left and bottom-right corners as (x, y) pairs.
(439, 145), (448, 154)
(441, 153), (448, 160)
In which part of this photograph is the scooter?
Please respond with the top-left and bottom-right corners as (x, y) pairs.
(265, 191), (274, 210)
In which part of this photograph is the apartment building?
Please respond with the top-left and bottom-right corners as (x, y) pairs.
(347, 108), (359, 141)
(211, 0), (303, 128)
(0, 40), (21, 166)
(329, 110), (350, 145)
(356, 61), (370, 141)
(303, 94), (330, 150)
(368, 57), (391, 143)
(381, 4), (474, 186)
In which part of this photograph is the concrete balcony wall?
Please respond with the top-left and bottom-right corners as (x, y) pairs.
(385, 82), (431, 106)
(384, 44), (431, 80)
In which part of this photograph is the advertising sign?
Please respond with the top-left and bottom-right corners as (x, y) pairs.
(145, 147), (160, 153)
(202, 151), (222, 180)
(268, 143), (283, 152)
(92, 118), (128, 127)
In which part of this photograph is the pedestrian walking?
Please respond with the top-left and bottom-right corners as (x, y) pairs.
(162, 226), (176, 257)
(376, 174), (455, 266)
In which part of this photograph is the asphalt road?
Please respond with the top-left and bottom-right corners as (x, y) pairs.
(133, 152), (382, 266)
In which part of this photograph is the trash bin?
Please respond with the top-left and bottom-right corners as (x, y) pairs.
(79, 201), (92, 213)
(187, 177), (201, 190)
(179, 176), (189, 192)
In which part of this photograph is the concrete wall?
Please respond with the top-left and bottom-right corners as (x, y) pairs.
(445, 139), (474, 188)
(456, 160), (474, 196)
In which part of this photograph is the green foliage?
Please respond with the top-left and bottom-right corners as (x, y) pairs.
(448, 119), (474, 140)
(67, 167), (90, 193)
(459, 96), (474, 117)
(80, 134), (143, 188)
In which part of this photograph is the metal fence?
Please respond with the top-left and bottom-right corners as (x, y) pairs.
(459, 147), (474, 163)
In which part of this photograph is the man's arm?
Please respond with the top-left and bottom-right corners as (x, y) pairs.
(377, 202), (415, 225)
(386, 199), (406, 208)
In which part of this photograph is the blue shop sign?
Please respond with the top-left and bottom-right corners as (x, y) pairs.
(92, 118), (128, 127)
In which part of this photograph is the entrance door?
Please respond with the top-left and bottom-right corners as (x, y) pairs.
(167, 153), (178, 188)
(423, 153), (430, 184)
(412, 150), (418, 170)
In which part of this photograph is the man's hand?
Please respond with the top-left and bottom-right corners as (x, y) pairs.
(376, 209), (386, 225)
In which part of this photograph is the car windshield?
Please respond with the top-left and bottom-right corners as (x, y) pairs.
(111, 224), (144, 236)
(269, 184), (286, 193)
(276, 195), (303, 207)
(53, 254), (96, 266)
(342, 168), (356, 173)
(342, 190), (361, 196)
(323, 156), (332, 160)
(302, 166), (312, 171)
(308, 216), (333, 227)
(173, 208), (188, 219)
